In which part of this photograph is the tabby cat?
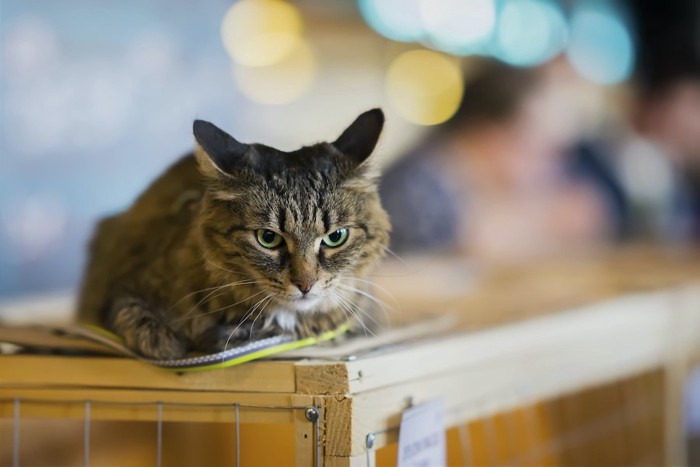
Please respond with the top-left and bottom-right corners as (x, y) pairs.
(77, 109), (391, 359)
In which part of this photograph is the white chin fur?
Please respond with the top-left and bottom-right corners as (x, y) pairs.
(270, 309), (298, 332)
(268, 296), (330, 332)
(289, 296), (322, 311)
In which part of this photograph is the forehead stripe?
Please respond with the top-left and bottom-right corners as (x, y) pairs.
(278, 207), (287, 232)
(323, 211), (331, 232)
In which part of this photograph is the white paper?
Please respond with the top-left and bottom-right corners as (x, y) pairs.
(397, 398), (446, 467)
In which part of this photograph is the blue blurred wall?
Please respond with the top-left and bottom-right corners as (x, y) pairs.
(0, 0), (246, 297)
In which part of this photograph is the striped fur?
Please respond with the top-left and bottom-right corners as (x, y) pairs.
(77, 110), (390, 359)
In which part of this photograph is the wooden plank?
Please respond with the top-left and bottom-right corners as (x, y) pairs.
(337, 320), (672, 458)
(314, 286), (670, 456)
(525, 401), (560, 467)
(295, 362), (349, 395)
(0, 355), (297, 393)
(296, 289), (674, 397)
(294, 399), (315, 467)
(663, 284), (700, 466)
(0, 388), (311, 424)
(324, 453), (371, 467)
(321, 395), (354, 460)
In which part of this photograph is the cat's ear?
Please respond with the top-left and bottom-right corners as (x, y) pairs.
(193, 120), (250, 177)
(332, 108), (384, 166)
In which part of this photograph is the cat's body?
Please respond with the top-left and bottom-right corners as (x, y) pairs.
(77, 110), (390, 359)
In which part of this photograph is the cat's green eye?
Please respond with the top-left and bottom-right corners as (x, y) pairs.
(256, 229), (283, 249)
(322, 228), (349, 248)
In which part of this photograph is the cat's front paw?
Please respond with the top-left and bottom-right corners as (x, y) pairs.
(111, 301), (188, 360)
(140, 330), (187, 360)
(207, 323), (254, 352)
(123, 322), (187, 360)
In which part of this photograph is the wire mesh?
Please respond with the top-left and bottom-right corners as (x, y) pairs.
(0, 398), (319, 467)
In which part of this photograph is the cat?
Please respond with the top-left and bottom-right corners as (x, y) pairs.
(77, 109), (391, 360)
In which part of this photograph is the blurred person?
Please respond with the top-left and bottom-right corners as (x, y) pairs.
(571, 0), (700, 242)
(380, 59), (615, 262)
(576, 55), (700, 243)
(620, 62), (700, 240)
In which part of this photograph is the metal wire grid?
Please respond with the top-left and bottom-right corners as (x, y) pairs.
(1, 398), (321, 467)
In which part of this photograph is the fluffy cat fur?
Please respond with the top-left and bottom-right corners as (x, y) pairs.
(77, 109), (391, 359)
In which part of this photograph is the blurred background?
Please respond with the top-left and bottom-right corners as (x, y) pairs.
(1, 0), (699, 296)
(1, 0), (700, 461)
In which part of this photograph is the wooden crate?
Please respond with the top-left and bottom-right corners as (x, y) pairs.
(1, 252), (699, 466)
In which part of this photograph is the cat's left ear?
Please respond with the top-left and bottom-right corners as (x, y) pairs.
(332, 108), (384, 166)
(193, 120), (250, 177)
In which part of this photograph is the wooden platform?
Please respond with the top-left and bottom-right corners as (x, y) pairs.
(1, 249), (699, 466)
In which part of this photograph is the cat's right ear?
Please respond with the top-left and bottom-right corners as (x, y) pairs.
(193, 120), (250, 177)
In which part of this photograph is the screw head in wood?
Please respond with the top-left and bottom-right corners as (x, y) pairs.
(305, 406), (319, 423)
(366, 433), (375, 449)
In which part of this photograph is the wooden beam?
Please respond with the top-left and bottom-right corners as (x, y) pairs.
(0, 355), (296, 393)
(295, 362), (350, 395)
(294, 396), (316, 467)
(326, 290), (681, 456)
(0, 388), (311, 424)
(663, 284), (700, 466)
(324, 453), (373, 467)
(293, 288), (676, 399)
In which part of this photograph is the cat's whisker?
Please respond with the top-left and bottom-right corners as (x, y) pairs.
(168, 283), (235, 312)
(345, 305), (382, 331)
(172, 280), (262, 323)
(331, 291), (374, 337)
(178, 288), (268, 324)
(178, 279), (259, 309)
(336, 283), (393, 311)
(174, 288), (265, 327)
(248, 293), (278, 342)
(380, 244), (410, 268)
(172, 288), (229, 325)
(330, 291), (360, 332)
(367, 256), (441, 278)
(335, 291), (389, 327)
(338, 291), (384, 329)
(336, 284), (389, 307)
(335, 282), (392, 324)
(204, 258), (253, 277)
(223, 293), (277, 353)
(220, 297), (269, 356)
(332, 289), (379, 328)
(189, 283), (239, 310)
(337, 276), (399, 307)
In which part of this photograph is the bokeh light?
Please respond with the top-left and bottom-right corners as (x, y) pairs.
(358, 0), (425, 43)
(233, 39), (317, 105)
(495, 0), (568, 66)
(386, 50), (463, 126)
(221, 0), (303, 67)
(566, 8), (634, 84)
(420, 0), (496, 55)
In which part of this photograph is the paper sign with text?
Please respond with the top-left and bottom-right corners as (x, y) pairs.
(397, 398), (446, 467)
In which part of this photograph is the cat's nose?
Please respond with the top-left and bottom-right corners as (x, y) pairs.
(294, 280), (316, 295)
